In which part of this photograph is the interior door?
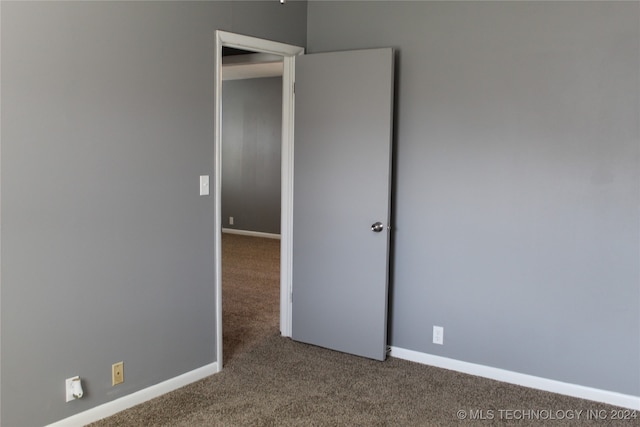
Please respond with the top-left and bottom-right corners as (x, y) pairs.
(292, 48), (394, 361)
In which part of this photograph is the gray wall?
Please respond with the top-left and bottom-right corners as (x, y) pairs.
(222, 77), (282, 234)
(307, 1), (639, 396)
(0, 1), (305, 426)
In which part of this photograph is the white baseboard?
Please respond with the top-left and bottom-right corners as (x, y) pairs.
(46, 362), (219, 427)
(389, 347), (639, 411)
(222, 228), (281, 240)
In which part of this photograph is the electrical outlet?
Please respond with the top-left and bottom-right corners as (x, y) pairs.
(229, 216), (234, 225)
(433, 326), (444, 345)
(65, 376), (80, 402)
(112, 361), (124, 386)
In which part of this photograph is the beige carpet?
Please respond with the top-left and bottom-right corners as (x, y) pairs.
(89, 234), (632, 426)
(221, 233), (280, 365)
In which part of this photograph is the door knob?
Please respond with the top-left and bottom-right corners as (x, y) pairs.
(371, 222), (384, 232)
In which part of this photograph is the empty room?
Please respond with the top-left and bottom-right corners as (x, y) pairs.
(1, 1), (638, 426)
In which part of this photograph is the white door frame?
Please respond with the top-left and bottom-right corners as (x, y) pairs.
(214, 30), (304, 368)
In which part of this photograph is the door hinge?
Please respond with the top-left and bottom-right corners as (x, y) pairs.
(290, 291), (293, 303)
(293, 82), (296, 94)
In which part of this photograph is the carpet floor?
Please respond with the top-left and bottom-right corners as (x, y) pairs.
(88, 234), (634, 426)
(221, 233), (280, 365)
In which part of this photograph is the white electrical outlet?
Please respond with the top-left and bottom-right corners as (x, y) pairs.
(229, 216), (234, 225)
(433, 326), (444, 345)
(65, 376), (81, 402)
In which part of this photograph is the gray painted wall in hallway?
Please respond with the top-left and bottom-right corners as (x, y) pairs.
(307, 1), (639, 396)
(0, 1), (306, 426)
(222, 77), (282, 235)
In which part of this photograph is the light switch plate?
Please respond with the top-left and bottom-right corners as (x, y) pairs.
(199, 175), (210, 196)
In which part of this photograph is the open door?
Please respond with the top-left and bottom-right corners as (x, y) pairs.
(214, 31), (393, 366)
(292, 48), (394, 361)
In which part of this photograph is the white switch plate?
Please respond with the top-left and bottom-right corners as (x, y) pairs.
(433, 326), (444, 345)
(229, 216), (234, 225)
(199, 175), (209, 196)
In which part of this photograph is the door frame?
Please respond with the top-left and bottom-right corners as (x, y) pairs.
(214, 31), (304, 368)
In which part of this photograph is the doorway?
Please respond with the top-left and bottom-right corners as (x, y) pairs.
(214, 31), (304, 368)
(221, 49), (283, 363)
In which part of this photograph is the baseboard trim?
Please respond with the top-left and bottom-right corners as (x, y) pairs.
(222, 228), (281, 239)
(46, 362), (219, 427)
(389, 347), (639, 411)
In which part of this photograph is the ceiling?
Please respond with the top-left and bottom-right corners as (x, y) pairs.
(222, 52), (283, 81)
